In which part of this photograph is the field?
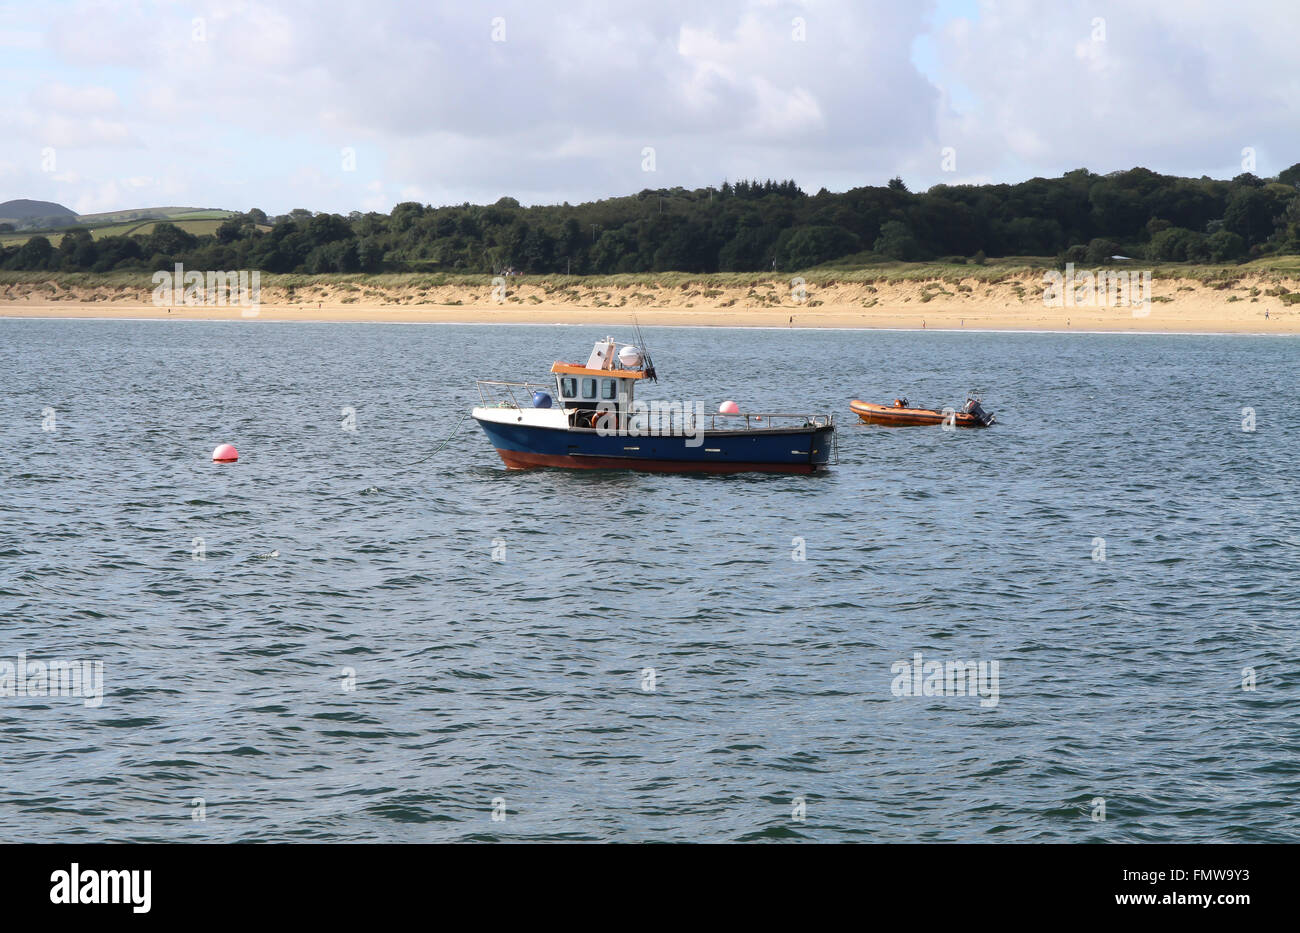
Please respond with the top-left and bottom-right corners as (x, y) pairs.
(73, 206), (231, 224)
(0, 207), (237, 248)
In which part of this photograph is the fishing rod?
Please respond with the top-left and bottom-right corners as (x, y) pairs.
(631, 312), (658, 382)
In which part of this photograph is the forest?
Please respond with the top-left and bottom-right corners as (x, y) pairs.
(6, 165), (1300, 276)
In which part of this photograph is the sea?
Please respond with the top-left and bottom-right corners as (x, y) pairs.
(1, 318), (1296, 842)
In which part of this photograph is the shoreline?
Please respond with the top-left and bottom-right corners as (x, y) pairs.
(0, 310), (1288, 338)
(0, 300), (1294, 333)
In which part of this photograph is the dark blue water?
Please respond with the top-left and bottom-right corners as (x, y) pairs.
(2, 319), (1297, 842)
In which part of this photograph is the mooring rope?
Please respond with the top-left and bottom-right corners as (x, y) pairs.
(404, 409), (471, 466)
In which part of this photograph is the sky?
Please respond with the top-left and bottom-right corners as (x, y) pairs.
(2, 0), (1299, 216)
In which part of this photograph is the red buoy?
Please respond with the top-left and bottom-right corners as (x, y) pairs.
(212, 443), (238, 462)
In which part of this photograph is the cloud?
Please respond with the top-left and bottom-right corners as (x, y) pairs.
(31, 82), (120, 115)
(2, 0), (1296, 215)
(33, 115), (138, 150)
(0, 28), (42, 49)
(934, 0), (1300, 180)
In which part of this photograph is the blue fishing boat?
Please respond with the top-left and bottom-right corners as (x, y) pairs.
(472, 336), (835, 473)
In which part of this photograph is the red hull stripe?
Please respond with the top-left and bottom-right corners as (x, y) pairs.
(495, 449), (819, 474)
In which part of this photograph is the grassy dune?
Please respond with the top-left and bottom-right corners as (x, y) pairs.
(2, 255), (1299, 290)
(3, 256), (1297, 332)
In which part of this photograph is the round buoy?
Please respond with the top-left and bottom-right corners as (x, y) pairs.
(212, 443), (238, 462)
(719, 400), (740, 414)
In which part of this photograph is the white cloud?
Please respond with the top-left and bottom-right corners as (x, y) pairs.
(34, 115), (138, 150)
(31, 82), (120, 115)
(1, 0), (1296, 215)
(0, 28), (41, 49)
(934, 0), (1300, 181)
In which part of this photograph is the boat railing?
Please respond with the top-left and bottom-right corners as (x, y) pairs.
(476, 379), (553, 409)
(693, 412), (835, 432)
(566, 411), (834, 434)
(614, 411), (834, 433)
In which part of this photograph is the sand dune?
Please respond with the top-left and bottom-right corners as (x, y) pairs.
(1, 273), (1296, 332)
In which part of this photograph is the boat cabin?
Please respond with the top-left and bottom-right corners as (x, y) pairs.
(551, 337), (647, 430)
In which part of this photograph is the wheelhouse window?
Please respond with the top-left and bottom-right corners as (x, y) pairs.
(601, 379), (618, 400)
(560, 377), (577, 398)
(581, 378), (597, 399)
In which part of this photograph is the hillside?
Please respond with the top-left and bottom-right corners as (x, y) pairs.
(3, 163), (1300, 275)
(0, 206), (240, 249)
(75, 206), (231, 224)
(0, 199), (76, 225)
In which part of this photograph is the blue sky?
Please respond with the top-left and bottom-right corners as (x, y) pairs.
(3, 0), (1298, 216)
(909, 0), (980, 112)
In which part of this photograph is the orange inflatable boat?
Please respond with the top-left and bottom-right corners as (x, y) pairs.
(850, 396), (995, 428)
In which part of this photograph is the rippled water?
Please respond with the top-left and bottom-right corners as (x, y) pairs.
(2, 318), (1297, 842)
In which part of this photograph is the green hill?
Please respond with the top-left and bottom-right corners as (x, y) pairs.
(75, 206), (231, 224)
(0, 199), (77, 226)
(0, 205), (238, 247)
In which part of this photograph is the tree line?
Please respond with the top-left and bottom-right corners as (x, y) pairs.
(6, 165), (1300, 276)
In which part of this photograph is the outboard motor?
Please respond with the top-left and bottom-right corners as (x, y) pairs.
(964, 397), (995, 426)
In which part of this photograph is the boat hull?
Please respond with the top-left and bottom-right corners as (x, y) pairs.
(850, 399), (985, 428)
(475, 417), (834, 474)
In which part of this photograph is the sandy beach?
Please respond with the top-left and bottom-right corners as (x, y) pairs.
(2, 273), (1297, 332)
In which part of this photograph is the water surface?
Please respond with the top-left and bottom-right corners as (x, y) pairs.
(1, 319), (1296, 842)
